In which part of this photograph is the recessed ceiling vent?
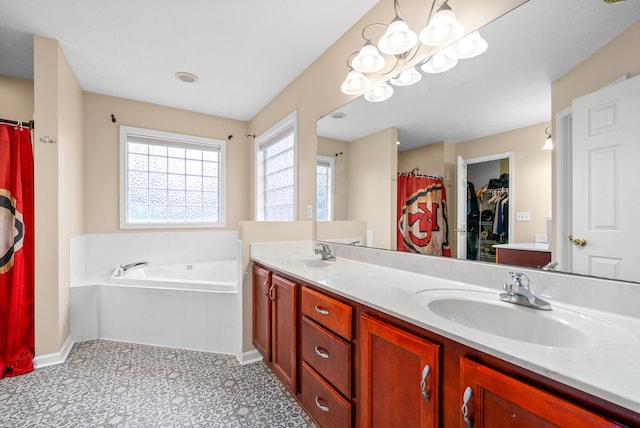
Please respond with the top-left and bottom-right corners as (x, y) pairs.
(175, 72), (198, 83)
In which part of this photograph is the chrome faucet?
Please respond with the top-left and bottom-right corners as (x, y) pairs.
(314, 243), (336, 261)
(113, 261), (148, 276)
(500, 272), (551, 310)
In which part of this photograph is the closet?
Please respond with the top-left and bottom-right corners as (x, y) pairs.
(477, 188), (509, 263)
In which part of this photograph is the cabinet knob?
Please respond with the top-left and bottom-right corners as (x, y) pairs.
(314, 305), (330, 315)
(420, 364), (431, 402)
(315, 396), (330, 412)
(461, 386), (474, 428)
(314, 346), (330, 359)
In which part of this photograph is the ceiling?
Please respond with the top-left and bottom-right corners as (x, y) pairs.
(0, 0), (379, 121)
(317, 0), (640, 151)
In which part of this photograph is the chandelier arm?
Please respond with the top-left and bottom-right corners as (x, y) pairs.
(424, 0), (440, 28)
(393, 0), (402, 18)
(346, 51), (360, 69)
(361, 22), (389, 43)
(375, 55), (402, 76)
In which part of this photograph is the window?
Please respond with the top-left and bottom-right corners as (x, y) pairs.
(119, 126), (226, 229)
(316, 155), (334, 221)
(255, 112), (297, 221)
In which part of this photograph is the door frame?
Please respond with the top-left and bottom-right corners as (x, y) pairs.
(555, 107), (573, 272)
(456, 151), (514, 260)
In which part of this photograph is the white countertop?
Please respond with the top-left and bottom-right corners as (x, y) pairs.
(251, 252), (640, 414)
(493, 242), (551, 252)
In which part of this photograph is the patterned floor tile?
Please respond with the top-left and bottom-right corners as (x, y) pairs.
(0, 340), (315, 428)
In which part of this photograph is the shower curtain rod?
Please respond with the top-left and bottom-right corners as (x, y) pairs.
(0, 118), (35, 129)
(398, 171), (442, 179)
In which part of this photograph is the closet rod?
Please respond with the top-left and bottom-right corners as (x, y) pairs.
(0, 118), (35, 129)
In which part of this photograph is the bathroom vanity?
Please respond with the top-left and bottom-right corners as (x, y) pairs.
(251, 246), (640, 427)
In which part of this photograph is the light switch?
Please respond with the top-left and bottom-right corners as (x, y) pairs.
(516, 212), (531, 221)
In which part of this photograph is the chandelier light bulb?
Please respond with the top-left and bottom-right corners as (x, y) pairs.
(419, 2), (464, 46)
(364, 82), (394, 102)
(420, 50), (458, 74)
(378, 19), (418, 55)
(390, 66), (422, 86)
(340, 70), (372, 95)
(450, 31), (488, 59)
(352, 44), (386, 73)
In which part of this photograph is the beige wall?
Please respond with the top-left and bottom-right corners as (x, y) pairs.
(348, 127), (398, 250)
(0, 75), (33, 120)
(456, 122), (552, 244)
(317, 136), (349, 221)
(33, 36), (84, 356)
(83, 93), (251, 233)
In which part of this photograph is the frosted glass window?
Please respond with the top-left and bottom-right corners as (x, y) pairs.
(119, 126), (226, 229)
(316, 156), (334, 221)
(255, 112), (297, 221)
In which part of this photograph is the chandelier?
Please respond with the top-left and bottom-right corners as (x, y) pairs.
(341, 0), (488, 102)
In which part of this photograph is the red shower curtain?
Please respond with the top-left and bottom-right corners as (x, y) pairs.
(397, 174), (451, 257)
(0, 124), (35, 377)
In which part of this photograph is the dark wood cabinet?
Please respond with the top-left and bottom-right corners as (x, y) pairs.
(496, 247), (552, 268)
(252, 265), (639, 427)
(459, 357), (620, 427)
(300, 285), (354, 428)
(252, 264), (298, 394)
(271, 274), (298, 393)
(252, 264), (271, 361)
(359, 314), (440, 428)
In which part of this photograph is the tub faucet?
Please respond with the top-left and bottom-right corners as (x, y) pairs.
(314, 243), (336, 261)
(500, 272), (551, 311)
(541, 261), (558, 271)
(113, 261), (148, 276)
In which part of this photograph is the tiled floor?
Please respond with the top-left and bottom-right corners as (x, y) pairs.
(0, 340), (315, 427)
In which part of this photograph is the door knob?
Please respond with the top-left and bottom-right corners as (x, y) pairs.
(568, 234), (587, 247)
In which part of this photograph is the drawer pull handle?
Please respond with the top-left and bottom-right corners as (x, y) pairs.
(461, 386), (473, 428)
(314, 346), (330, 359)
(420, 364), (431, 402)
(262, 279), (269, 295)
(314, 305), (329, 315)
(315, 396), (330, 412)
(269, 284), (276, 302)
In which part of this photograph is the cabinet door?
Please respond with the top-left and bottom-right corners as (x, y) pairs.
(252, 265), (271, 361)
(459, 357), (620, 427)
(271, 274), (298, 393)
(360, 315), (439, 428)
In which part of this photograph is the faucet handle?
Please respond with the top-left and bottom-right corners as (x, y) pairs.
(509, 272), (530, 289)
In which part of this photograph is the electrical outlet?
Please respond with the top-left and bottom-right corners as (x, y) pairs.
(516, 212), (531, 221)
(306, 204), (313, 219)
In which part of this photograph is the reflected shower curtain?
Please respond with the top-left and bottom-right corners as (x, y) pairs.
(0, 124), (34, 377)
(397, 174), (451, 257)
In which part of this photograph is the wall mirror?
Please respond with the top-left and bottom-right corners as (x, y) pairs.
(316, 0), (640, 283)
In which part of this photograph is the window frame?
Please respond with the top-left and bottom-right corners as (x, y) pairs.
(316, 154), (335, 222)
(254, 111), (298, 221)
(119, 125), (226, 229)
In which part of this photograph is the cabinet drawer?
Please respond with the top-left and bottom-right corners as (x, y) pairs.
(301, 362), (352, 428)
(301, 286), (352, 340)
(301, 316), (352, 398)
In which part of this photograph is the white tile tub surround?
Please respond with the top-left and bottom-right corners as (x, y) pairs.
(69, 230), (242, 358)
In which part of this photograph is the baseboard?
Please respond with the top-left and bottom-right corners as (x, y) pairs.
(237, 349), (263, 365)
(33, 336), (74, 369)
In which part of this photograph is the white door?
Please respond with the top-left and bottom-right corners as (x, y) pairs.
(571, 75), (640, 282)
(456, 156), (467, 259)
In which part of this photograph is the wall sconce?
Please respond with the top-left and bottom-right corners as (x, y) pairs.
(543, 127), (553, 150)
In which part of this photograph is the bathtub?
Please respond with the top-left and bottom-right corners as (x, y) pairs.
(109, 260), (239, 293)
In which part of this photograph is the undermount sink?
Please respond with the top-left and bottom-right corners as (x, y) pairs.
(285, 258), (331, 268)
(414, 289), (622, 348)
